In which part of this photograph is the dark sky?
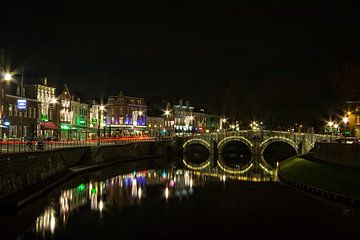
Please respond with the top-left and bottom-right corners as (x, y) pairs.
(1, 3), (360, 125)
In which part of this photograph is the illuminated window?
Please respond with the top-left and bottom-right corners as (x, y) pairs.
(9, 104), (13, 116)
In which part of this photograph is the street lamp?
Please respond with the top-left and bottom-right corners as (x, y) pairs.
(1, 66), (25, 139)
(97, 105), (105, 146)
(164, 109), (171, 136)
(3, 72), (12, 81)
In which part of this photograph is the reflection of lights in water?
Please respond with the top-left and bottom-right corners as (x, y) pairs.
(89, 182), (93, 196)
(138, 187), (142, 199)
(131, 179), (138, 198)
(165, 187), (169, 199)
(100, 181), (104, 195)
(91, 195), (98, 210)
(185, 172), (190, 186)
(169, 180), (175, 188)
(189, 179), (193, 188)
(99, 200), (104, 212)
(35, 207), (56, 234)
(221, 175), (226, 182)
(50, 214), (56, 233)
(276, 162), (279, 167)
(119, 178), (123, 188)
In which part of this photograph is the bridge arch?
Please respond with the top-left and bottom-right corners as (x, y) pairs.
(259, 137), (298, 155)
(183, 138), (210, 151)
(217, 136), (254, 154)
(217, 156), (254, 174)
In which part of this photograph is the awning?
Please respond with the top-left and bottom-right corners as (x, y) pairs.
(40, 121), (58, 129)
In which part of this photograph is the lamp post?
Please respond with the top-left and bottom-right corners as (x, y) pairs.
(97, 105), (105, 146)
(343, 115), (349, 136)
(164, 110), (171, 136)
(2, 65), (25, 139)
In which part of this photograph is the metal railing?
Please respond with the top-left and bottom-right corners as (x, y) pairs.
(0, 136), (160, 154)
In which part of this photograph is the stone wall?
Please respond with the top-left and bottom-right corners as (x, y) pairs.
(0, 151), (66, 199)
(314, 142), (360, 168)
(0, 142), (171, 199)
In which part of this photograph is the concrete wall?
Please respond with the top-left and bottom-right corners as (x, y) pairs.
(314, 142), (360, 168)
(0, 142), (171, 199)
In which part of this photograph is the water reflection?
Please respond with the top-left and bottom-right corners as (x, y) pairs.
(29, 162), (277, 237)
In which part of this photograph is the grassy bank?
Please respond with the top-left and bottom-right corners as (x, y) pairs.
(280, 155), (360, 198)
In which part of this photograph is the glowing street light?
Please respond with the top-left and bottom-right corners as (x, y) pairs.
(164, 110), (170, 116)
(343, 116), (349, 124)
(3, 72), (12, 81)
(138, 111), (143, 116)
(327, 121), (334, 127)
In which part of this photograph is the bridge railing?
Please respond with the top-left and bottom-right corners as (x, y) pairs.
(181, 130), (333, 144)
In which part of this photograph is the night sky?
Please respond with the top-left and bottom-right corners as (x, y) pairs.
(1, 3), (360, 127)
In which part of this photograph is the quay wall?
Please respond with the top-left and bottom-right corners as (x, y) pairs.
(314, 142), (360, 168)
(0, 142), (170, 199)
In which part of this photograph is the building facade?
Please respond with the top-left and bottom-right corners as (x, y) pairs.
(24, 78), (58, 138)
(58, 84), (73, 140)
(70, 97), (90, 140)
(0, 90), (39, 139)
(146, 116), (165, 137)
(105, 91), (147, 136)
(345, 101), (360, 138)
(88, 100), (106, 140)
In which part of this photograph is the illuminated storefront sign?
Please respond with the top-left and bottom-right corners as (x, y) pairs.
(17, 99), (27, 110)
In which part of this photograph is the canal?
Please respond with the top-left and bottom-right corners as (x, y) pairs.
(0, 157), (359, 239)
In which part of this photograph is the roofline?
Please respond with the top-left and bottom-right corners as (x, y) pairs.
(5, 94), (39, 102)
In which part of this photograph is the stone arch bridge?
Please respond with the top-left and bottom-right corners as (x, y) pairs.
(182, 130), (332, 172)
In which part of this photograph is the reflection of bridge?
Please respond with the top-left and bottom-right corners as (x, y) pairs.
(182, 130), (332, 172)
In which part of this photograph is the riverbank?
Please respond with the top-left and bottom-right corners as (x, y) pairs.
(279, 154), (360, 205)
(0, 141), (174, 213)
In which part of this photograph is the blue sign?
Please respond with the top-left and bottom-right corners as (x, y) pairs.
(17, 99), (27, 110)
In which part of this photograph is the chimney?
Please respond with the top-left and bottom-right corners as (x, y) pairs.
(44, 77), (47, 86)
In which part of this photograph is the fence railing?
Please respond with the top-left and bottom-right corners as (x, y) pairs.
(0, 136), (164, 154)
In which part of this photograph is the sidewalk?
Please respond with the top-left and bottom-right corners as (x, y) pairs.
(279, 154), (360, 205)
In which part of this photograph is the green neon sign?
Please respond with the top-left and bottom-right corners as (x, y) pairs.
(41, 114), (48, 121)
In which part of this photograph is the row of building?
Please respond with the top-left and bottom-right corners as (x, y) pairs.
(0, 78), (222, 140)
